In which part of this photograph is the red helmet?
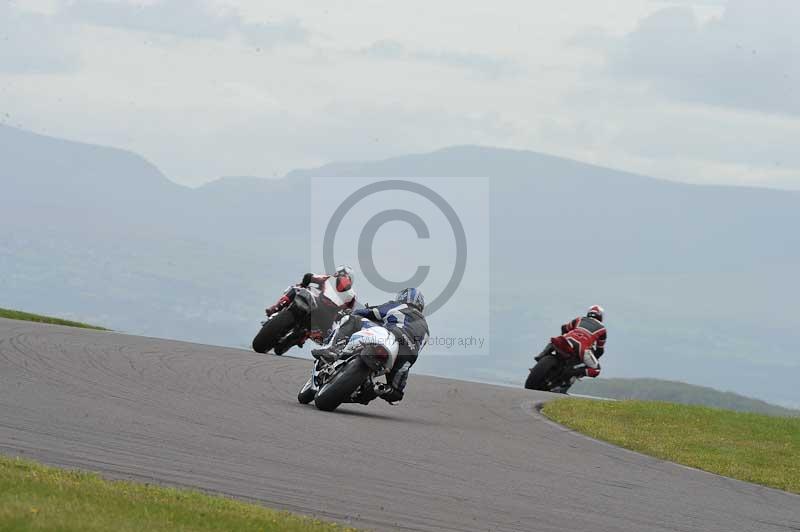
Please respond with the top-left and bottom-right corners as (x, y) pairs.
(334, 265), (353, 292)
(587, 305), (604, 322)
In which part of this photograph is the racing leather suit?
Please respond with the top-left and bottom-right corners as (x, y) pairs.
(352, 301), (430, 402)
(266, 273), (356, 342)
(547, 316), (607, 378)
(268, 273), (355, 315)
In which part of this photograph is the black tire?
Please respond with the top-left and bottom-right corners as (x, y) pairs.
(314, 359), (370, 412)
(252, 310), (296, 354)
(525, 355), (560, 391)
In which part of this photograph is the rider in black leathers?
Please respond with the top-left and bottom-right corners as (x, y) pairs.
(313, 288), (429, 403)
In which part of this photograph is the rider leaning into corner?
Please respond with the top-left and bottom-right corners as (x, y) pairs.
(536, 305), (607, 382)
(265, 265), (356, 325)
(313, 288), (430, 403)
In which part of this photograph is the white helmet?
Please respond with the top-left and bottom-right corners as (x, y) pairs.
(334, 265), (354, 292)
(587, 305), (604, 322)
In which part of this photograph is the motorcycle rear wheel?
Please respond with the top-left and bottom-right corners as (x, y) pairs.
(314, 358), (370, 412)
(525, 355), (560, 391)
(252, 310), (296, 354)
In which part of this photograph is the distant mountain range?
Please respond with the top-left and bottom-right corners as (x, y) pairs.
(2, 124), (799, 408)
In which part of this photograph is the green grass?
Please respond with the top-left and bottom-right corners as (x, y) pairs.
(542, 398), (800, 494)
(0, 455), (358, 532)
(0, 308), (107, 331)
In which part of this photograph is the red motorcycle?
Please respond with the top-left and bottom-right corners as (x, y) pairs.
(524, 344), (596, 393)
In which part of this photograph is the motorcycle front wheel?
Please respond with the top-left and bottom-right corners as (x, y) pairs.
(314, 358), (370, 412)
(297, 378), (317, 404)
(252, 309), (296, 354)
(525, 355), (560, 391)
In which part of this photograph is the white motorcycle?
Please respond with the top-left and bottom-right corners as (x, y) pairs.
(297, 317), (399, 412)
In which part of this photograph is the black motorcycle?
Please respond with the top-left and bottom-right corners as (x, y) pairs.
(524, 345), (586, 393)
(252, 287), (337, 356)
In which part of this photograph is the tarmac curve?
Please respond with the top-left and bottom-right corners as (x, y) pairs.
(0, 318), (798, 531)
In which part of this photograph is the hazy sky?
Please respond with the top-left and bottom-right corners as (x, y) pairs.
(2, 0), (798, 188)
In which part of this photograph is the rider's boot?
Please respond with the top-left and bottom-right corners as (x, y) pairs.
(311, 333), (352, 362)
(312, 314), (362, 362)
(311, 328), (346, 362)
(311, 346), (339, 363)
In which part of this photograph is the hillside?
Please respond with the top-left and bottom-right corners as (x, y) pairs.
(572, 378), (800, 417)
(2, 125), (799, 408)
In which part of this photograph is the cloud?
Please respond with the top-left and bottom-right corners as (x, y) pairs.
(4, 0), (798, 192)
(238, 18), (306, 49)
(64, 0), (308, 47)
(361, 40), (519, 79)
(584, 0), (800, 116)
(0, 4), (80, 74)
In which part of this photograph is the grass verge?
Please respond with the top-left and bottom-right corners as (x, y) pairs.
(541, 398), (800, 495)
(0, 308), (107, 330)
(0, 455), (357, 532)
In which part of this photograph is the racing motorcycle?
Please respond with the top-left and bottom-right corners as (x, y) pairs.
(297, 317), (399, 412)
(252, 286), (336, 356)
(524, 345), (594, 393)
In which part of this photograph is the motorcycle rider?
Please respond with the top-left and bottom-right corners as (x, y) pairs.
(312, 287), (429, 403)
(263, 265), (357, 348)
(265, 265), (356, 316)
(536, 305), (607, 380)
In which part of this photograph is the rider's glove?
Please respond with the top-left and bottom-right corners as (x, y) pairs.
(586, 367), (601, 378)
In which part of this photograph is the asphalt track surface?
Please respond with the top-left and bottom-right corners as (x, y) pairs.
(1, 319), (798, 532)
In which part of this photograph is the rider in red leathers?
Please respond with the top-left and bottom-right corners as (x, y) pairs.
(544, 305), (607, 379)
(266, 266), (356, 318)
(257, 266), (356, 353)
